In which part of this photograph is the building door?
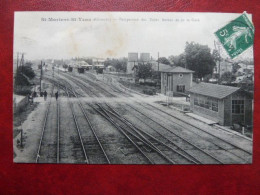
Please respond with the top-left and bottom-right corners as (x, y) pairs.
(231, 100), (245, 125)
(167, 74), (171, 91)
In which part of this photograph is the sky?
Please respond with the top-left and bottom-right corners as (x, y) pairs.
(14, 12), (252, 60)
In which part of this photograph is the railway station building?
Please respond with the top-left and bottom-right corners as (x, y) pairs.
(160, 66), (194, 94)
(188, 82), (253, 126)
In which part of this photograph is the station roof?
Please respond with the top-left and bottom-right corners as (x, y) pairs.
(150, 61), (172, 71)
(188, 82), (240, 99)
(160, 66), (194, 73)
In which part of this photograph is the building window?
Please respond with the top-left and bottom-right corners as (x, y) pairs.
(232, 100), (244, 114)
(194, 96), (218, 112)
(212, 99), (218, 112)
(177, 85), (185, 92)
(194, 97), (199, 105)
(164, 74), (167, 81)
(179, 74), (183, 78)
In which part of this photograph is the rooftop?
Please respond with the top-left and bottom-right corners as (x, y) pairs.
(188, 82), (240, 99)
(150, 61), (172, 71)
(160, 66), (194, 73)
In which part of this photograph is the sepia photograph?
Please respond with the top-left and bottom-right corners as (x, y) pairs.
(13, 12), (254, 164)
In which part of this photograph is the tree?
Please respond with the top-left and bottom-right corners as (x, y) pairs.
(185, 42), (216, 79)
(104, 58), (127, 72)
(17, 65), (35, 79)
(115, 59), (127, 72)
(14, 66), (35, 86)
(157, 57), (170, 65)
(212, 49), (221, 62)
(169, 54), (186, 68)
(220, 71), (236, 84)
(24, 62), (33, 67)
(136, 63), (153, 79)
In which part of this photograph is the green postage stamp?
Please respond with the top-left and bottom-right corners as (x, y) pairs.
(215, 12), (255, 59)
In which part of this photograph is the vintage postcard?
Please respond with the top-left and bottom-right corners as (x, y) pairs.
(13, 12), (254, 164)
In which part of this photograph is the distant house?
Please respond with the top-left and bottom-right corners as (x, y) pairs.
(93, 58), (105, 69)
(160, 66), (194, 94)
(188, 82), (253, 126)
(236, 65), (254, 75)
(78, 61), (92, 69)
(214, 59), (233, 76)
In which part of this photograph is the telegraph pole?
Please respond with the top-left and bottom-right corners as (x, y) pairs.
(16, 52), (19, 71)
(214, 40), (221, 84)
(40, 61), (43, 93)
(20, 53), (24, 73)
(158, 52), (160, 71)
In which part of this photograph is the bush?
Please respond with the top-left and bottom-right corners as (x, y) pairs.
(15, 73), (30, 86)
(14, 86), (32, 95)
(17, 66), (35, 79)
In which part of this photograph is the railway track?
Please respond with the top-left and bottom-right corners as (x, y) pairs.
(98, 103), (200, 164)
(36, 86), (57, 163)
(49, 75), (149, 164)
(68, 90), (111, 164)
(62, 75), (205, 164)
(57, 96), (60, 163)
(139, 103), (252, 161)
(64, 87), (89, 163)
(65, 75), (226, 164)
(59, 79), (155, 164)
(51, 70), (251, 164)
(114, 103), (225, 164)
(58, 74), (173, 163)
(62, 72), (114, 97)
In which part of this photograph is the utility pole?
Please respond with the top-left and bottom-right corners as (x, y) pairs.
(40, 61), (43, 93)
(158, 52), (160, 71)
(52, 64), (54, 77)
(16, 52), (19, 71)
(218, 51), (221, 84)
(214, 40), (221, 84)
(20, 53), (24, 73)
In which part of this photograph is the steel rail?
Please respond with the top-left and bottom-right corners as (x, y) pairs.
(95, 104), (176, 164)
(144, 103), (252, 155)
(48, 77), (109, 163)
(63, 74), (181, 164)
(58, 75), (153, 163)
(60, 72), (209, 164)
(57, 99), (60, 163)
(70, 90), (111, 164)
(139, 102), (250, 162)
(45, 76), (81, 97)
(104, 104), (200, 164)
(90, 104), (155, 164)
(127, 104), (225, 164)
(65, 88), (89, 164)
(36, 87), (54, 163)
(62, 72), (115, 97)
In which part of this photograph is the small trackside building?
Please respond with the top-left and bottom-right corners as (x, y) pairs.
(160, 66), (194, 94)
(188, 82), (253, 126)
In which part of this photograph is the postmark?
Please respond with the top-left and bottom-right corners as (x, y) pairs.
(215, 12), (254, 59)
